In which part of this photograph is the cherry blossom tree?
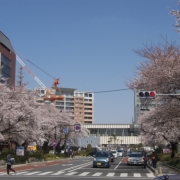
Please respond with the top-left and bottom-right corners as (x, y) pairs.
(127, 40), (180, 157)
(171, 0), (180, 32)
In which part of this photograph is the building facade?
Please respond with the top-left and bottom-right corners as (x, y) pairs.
(83, 124), (141, 148)
(35, 87), (94, 124)
(0, 31), (16, 86)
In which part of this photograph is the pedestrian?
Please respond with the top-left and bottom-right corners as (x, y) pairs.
(6, 154), (16, 175)
(151, 153), (157, 168)
(71, 150), (74, 159)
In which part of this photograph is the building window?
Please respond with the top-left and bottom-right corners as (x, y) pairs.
(1, 54), (11, 83)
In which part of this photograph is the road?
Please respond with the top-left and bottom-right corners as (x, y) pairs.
(0, 156), (155, 180)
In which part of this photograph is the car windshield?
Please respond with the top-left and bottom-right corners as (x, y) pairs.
(118, 150), (122, 152)
(111, 151), (116, 153)
(129, 153), (143, 157)
(95, 152), (108, 157)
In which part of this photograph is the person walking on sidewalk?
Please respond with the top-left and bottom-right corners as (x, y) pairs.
(6, 154), (16, 175)
(152, 153), (157, 168)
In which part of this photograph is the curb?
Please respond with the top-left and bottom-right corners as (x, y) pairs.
(147, 164), (158, 175)
(161, 162), (180, 172)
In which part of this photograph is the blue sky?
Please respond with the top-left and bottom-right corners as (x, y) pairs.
(1, 0), (180, 124)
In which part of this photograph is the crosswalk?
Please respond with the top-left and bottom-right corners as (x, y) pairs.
(0, 171), (155, 178)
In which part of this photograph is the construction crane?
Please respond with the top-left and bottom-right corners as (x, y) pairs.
(16, 55), (64, 101)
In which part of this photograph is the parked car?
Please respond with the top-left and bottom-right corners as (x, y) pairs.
(93, 151), (111, 168)
(109, 152), (115, 162)
(117, 149), (124, 157)
(127, 152), (144, 166)
(153, 174), (180, 180)
(111, 150), (118, 159)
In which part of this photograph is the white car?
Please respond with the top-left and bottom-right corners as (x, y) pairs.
(117, 150), (124, 157)
(111, 150), (118, 159)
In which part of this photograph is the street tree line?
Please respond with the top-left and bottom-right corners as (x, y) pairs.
(0, 76), (89, 153)
(127, 2), (180, 157)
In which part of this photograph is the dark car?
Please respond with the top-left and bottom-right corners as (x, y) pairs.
(93, 151), (111, 168)
(153, 174), (180, 180)
(89, 151), (97, 156)
(109, 152), (115, 162)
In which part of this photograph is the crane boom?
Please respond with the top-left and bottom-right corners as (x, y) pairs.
(16, 55), (64, 101)
(16, 55), (47, 89)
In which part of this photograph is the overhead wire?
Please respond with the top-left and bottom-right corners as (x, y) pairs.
(16, 53), (132, 94)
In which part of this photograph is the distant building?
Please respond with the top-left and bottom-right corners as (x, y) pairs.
(35, 87), (94, 124)
(0, 31), (16, 86)
(83, 124), (141, 149)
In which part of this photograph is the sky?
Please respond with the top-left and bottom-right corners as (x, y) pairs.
(1, 0), (180, 124)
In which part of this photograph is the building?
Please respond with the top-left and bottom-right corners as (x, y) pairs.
(83, 124), (141, 149)
(35, 87), (94, 124)
(0, 31), (16, 86)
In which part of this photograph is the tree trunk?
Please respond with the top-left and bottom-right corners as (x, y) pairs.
(170, 142), (176, 158)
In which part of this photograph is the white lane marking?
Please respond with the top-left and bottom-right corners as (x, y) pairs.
(114, 159), (122, 170)
(134, 173), (141, 177)
(106, 173), (115, 177)
(49, 164), (59, 166)
(34, 164), (46, 166)
(79, 172), (90, 176)
(24, 171), (41, 175)
(62, 164), (73, 166)
(51, 171), (65, 175)
(16, 171), (29, 175)
(60, 161), (91, 172)
(120, 173), (128, 177)
(92, 172), (102, 176)
(65, 172), (78, 175)
(68, 162), (92, 172)
(146, 173), (155, 177)
(38, 171), (53, 175)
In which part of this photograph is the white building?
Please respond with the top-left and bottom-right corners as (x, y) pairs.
(83, 124), (141, 148)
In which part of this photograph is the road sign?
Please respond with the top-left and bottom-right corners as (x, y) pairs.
(53, 140), (56, 147)
(74, 124), (81, 132)
(16, 146), (24, 156)
(63, 127), (68, 134)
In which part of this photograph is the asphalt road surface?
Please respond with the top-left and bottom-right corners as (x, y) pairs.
(0, 156), (156, 180)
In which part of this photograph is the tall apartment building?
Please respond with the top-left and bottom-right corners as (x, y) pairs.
(134, 89), (159, 123)
(0, 31), (16, 86)
(35, 87), (94, 124)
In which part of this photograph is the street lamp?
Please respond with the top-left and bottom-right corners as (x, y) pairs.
(117, 139), (119, 149)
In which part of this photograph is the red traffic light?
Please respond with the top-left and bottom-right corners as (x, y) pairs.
(150, 91), (156, 97)
(139, 91), (156, 98)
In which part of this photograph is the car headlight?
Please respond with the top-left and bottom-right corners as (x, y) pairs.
(105, 158), (109, 162)
(94, 158), (96, 161)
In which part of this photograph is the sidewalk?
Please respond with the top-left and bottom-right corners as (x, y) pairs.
(148, 162), (180, 175)
(0, 157), (71, 170)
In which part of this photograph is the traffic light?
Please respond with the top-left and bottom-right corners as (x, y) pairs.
(139, 91), (156, 98)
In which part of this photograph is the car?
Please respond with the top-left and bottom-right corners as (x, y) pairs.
(93, 151), (111, 168)
(127, 152), (144, 165)
(89, 151), (97, 156)
(109, 152), (115, 162)
(111, 150), (118, 159)
(117, 149), (124, 157)
(153, 174), (180, 180)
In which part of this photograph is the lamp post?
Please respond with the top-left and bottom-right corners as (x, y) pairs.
(117, 139), (119, 149)
(120, 139), (123, 148)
